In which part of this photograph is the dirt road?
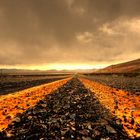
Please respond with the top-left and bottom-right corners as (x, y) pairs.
(1, 78), (129, 140)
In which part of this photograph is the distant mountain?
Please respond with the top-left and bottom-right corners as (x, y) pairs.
(99, 58), (140, 73)
(0, 68), (95, 75)
(0, 69), (40, 75)
(0, 69), (70, 75)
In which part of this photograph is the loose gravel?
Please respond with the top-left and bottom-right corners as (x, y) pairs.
(1, 78), (129, 140)
(86, 75), (140, 95)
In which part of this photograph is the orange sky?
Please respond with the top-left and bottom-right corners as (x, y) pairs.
(0, 0), (140, 70)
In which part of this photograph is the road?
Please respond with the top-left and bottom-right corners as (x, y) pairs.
(1, 78), (129, 140)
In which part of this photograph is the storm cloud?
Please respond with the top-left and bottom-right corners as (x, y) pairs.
(0, 0), (140, 68)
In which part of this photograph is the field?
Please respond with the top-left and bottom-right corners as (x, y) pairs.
(85, 74), (140, 95)
(0, 74), (140, 139)
(0, 74), (70, 96)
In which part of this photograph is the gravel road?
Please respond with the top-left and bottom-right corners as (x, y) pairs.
(0, 78), (129, 140)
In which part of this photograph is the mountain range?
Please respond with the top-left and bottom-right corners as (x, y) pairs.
(0, 58), (140, 75)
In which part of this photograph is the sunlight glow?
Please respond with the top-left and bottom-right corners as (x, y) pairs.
(22, 64), (107, 70)
(0, 63), (107, 70)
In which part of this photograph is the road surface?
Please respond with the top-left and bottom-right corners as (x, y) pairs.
(1, 78), (129, 140)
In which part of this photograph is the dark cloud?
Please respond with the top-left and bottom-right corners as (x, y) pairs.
(0, 0), (140, 68)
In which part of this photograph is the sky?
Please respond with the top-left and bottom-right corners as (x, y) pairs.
(0, 0), (140, 70)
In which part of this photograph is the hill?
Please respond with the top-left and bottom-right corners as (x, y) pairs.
(99, 58), (140, 73)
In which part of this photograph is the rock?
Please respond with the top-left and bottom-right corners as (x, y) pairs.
(79, 130), (89, 136)
(40, 120), (44, 124)
(5, 131), (14, 138)
(82, 136), (92, 140)
(93, 130), (100, 136)
(41, 104), (47, 108)
(100, 138), (111, 140)
(33, 110), (38, 115)
(71, 135), (74, 138)
(13, 117), (21, 123)
(39, 138), (48, 140)
(77, 104), (82, 108)
(123, 115), (127, 122)
(41, 124), (47, 129)
(6, 133), (14, 138)
(116, 119), (122, 126)
(69, 121), (75, 126)
(63, 104), (70, 109)
(71, 127), (76, 131)
(28, 116), (32, 120)
(61, 128), (69, 136)
(27, 111), (32, 115)
(131, 117), (135, 125)
(86, 123), (92, 130)
(5, 115), (11, 120)
(106, 125), (117, 134)
(19, 129), (28, 134)
(26, 103), (30, 107)
(70, 114), (76, 120)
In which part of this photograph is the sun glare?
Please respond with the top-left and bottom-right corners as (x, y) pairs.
(28, 64), (107, 70)
(0, 64), (107, 71)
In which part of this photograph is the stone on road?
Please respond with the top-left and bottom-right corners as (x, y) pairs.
(1, 78), (129, 140)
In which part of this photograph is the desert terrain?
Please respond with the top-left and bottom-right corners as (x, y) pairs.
(0, 59), (140, 140)
(85, 74), (140, 95)
(0, 74), (70, 96)
(1, 0), (140, 139)
(0, 72), (139, 139)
